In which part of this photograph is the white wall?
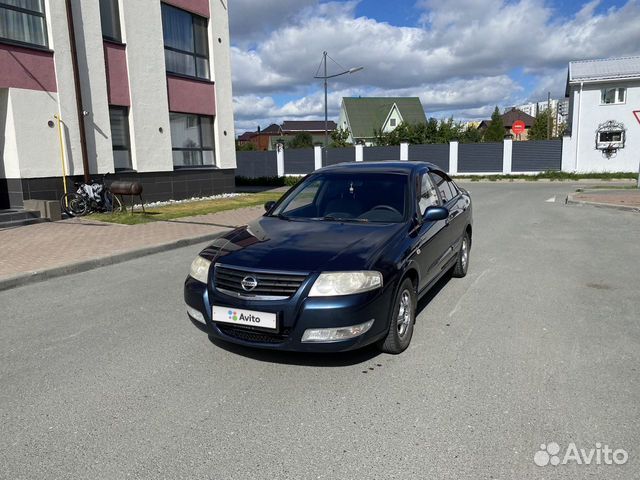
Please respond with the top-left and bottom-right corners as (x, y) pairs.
(120, 0), (173, 173)
(566, 80), (640, 172)
(4, 89), (61, 178)
(381, 104), (402, 133)
(209, 0), (237, 169)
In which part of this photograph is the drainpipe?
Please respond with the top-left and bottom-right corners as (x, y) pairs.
(64, 0), (91, 183)
(574, 82), (583, 173)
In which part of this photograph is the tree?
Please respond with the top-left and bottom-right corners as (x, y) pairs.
(236, 141), (256, 151)
(460, 126), (483, 143)
(287, 132), (313, 149)
(528, 109), (552, 140)
(330, 128), (351, 148)
(483, 106), (504, 142)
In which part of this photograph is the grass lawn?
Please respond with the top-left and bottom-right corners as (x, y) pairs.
(90, 192), (283, 225)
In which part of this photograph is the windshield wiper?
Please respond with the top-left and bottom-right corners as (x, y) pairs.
(272, 213), (291, 221)
(320, 216), (369, 223)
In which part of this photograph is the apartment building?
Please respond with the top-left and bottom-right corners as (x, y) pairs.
(1, 0), (236, 208)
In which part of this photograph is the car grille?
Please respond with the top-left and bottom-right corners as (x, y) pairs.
(214, 264), (307, 299)
(218, 325), (291, 344)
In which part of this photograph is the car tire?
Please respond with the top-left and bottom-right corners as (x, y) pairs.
(452, 232), (470, 278)
(379, 278), (416, 354)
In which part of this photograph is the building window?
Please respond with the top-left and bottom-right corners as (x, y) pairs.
(170, 113), (215, 168)
(601, 88), (626, 105)
(161, 3), (209, 80)
(99, 0), (121, 42)
(390, 118), (396, 127)
(109, 107), (133, 171)
(0, 0), (47, 48)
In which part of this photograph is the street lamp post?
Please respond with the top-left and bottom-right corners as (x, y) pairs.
(314, 51), (363, 148)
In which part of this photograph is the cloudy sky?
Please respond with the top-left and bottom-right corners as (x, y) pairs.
(228, 0), (640, 133)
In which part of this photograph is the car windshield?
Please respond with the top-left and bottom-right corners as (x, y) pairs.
(270, 172), (408, 223)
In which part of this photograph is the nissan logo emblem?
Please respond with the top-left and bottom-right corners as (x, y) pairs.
(241, 276), (258, 291)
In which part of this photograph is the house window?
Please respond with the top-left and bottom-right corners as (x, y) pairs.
(170, 113), (215, 168)
(109, 107), (133, 171)
(99, 0), (121, 42)
(390, 118), (397, 127)
(0, 0), (47, 48)
(600, 88), (626, 105)
(161, 3), (209, 80)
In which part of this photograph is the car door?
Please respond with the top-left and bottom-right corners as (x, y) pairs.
(430, 171), (464, 263)
(412, 170), (450, 292)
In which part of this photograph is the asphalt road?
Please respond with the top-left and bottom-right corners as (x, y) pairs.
(1, 183), (639, 479)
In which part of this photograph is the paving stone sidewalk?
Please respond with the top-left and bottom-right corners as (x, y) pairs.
(0, 206), (263, 284)
(569, 188), (640, 209)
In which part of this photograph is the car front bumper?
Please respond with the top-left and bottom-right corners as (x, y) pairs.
(183, 275), (395, 352)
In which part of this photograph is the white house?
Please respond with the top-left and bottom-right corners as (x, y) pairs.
(563, 56), (640, 173)
(1, 0), (236, 209)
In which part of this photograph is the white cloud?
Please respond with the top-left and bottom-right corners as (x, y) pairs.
(229, 0), (640, 131)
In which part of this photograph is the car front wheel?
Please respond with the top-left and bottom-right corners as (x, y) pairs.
(379, 278), (416, 354)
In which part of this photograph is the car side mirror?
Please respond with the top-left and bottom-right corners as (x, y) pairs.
(423, 206), (449, 222)
(264, 201), (276, 213)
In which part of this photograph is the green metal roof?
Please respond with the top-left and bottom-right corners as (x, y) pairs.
(342, 97), (427, 139)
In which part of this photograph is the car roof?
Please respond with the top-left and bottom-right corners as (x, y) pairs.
(317, 161), (443, 174)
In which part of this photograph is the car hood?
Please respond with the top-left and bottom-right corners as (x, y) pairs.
(201, 216), (406, 272)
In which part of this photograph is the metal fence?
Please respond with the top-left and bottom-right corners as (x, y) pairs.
(236, 151), (278, 178)
(284, 148), (315, 174)
(512, 140), (562, 172)
(408, 144), (449, 171)
(458, 142), (503, 173)
(235, 139), (563, 178)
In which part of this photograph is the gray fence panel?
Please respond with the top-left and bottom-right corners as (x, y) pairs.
(512, 140), (562, 172)
(363, 146), (400, 161)
(284, 148), (315, 174)
(235, 151), (278, 178)
(408, 144), (450, 171)
(324, 147), (355, 166)
(458, 142), (503, 173)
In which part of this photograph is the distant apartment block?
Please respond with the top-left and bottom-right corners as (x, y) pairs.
(1, 0), (236, 208)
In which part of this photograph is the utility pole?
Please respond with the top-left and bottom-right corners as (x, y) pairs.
(314, 52), (363, 153)
(547, 91), (551, 140)
(323, 51), (328, 148)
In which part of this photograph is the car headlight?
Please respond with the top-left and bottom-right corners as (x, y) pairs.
(189, 256), (211, 283)
(308, 271), (383, 297)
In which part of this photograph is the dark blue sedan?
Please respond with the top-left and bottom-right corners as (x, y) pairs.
(184, 161), (472, 354)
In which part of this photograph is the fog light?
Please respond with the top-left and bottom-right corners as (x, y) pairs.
(187, 305), (206, 324)
(301, 319), (374, 343)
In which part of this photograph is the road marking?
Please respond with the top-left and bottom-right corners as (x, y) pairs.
(545, 196), (556, 203)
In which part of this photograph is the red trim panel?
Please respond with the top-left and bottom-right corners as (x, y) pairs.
(0, 43), (56, 92)
(162, 0), (210, 17)
(103, 42), (130, 106)
(167, 74), (216, 116)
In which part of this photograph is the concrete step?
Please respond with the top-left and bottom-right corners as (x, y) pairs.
(0, 209), (42, 222)
(0, 217), (51, 230)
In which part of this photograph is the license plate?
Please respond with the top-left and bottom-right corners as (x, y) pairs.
(211, 305), (277, 330)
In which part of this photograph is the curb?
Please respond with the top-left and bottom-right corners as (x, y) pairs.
(565, 194), (640, 213)
(0, 231), (227, 293)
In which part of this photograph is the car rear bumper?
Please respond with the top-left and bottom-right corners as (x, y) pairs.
(184, 276), (394, 352)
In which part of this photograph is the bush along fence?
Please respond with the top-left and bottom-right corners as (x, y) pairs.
(236, 137), (566, 180)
